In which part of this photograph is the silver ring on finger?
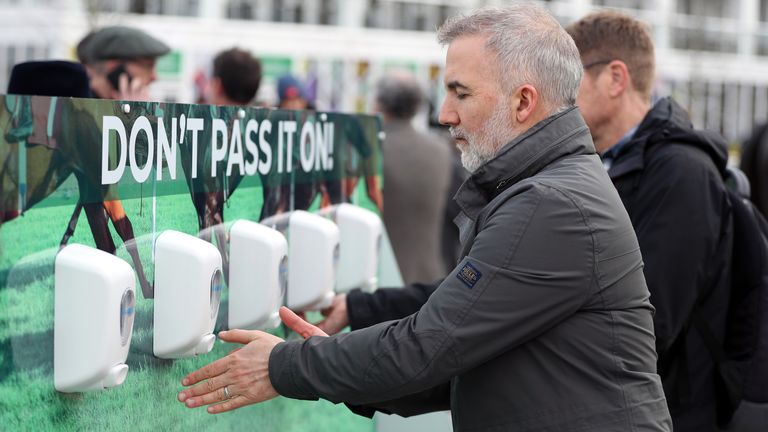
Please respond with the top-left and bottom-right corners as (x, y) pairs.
(223, 385), (231, 400)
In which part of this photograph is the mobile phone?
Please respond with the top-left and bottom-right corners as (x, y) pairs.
(107, 63), (132, 91)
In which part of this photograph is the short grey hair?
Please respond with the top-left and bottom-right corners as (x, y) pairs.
(375, 72), (424, 120)
(437, 4), (582, 112)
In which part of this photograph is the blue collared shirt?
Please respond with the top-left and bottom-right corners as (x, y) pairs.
(602, 125), (638, 170)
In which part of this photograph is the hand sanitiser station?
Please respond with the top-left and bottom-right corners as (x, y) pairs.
(228, 220), (288, 329)
(321, 204), (382, 293)
(262, 210), (339, 311)
(54, 244), (136, 392)
(153, 230), (223, 359)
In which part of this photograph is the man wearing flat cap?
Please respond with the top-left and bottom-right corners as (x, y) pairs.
(77, 26), (169, 101)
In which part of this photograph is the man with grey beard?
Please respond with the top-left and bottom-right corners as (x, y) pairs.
(177, 5), (672, 431)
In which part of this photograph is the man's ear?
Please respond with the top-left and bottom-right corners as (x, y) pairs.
(607, 60), (631, 98)
(513, 84), (539, 124)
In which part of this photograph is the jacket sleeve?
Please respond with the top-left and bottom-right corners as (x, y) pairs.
(346, 281), (441, 330)
(344, 382), (451, 418)
(627, 147), (730, 356)
(269, 184), (594, 406)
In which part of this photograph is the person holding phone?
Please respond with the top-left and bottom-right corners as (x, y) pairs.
(76, 26), (169, 101)
(68, 26), (170, 301)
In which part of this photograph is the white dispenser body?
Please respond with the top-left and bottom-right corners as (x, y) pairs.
(229, 220), (288, 330)
(323, 204), (382, 293)
(54, 244), (135, 392)
(153, 230), (222, 359)
(262, 210), (339, 311)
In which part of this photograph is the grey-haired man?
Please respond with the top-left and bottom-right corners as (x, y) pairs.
(177, 5), (672, 431)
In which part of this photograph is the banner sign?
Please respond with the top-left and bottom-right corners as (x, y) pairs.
(1, 96), (381, 215)
(0, 95), (381, 431)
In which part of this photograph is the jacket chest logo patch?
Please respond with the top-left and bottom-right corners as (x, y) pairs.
(456, 262), (482, 289)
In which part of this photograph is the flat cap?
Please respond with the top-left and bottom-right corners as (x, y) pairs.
(81, 26), (170, 62)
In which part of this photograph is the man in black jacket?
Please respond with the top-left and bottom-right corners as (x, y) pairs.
(567, 11), (733, 431)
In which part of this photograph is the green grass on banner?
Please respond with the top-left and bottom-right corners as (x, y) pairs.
(0, 185), (375, 432)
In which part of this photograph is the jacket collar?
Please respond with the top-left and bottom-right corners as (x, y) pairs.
(454, 107), (593, 219)
(607, 97), (729, 179)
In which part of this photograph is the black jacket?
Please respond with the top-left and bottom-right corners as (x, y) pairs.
(608, 97), (733, 432)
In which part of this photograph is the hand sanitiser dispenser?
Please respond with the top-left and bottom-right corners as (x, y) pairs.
(228, 220), (288, 330)
(153, 230), (222, 359)
(262, 210), (339, 311)
(54, 244), (135, 392)
(321, 204), (382, 293)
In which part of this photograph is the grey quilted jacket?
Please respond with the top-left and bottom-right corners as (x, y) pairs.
(269, 107), (673, 432)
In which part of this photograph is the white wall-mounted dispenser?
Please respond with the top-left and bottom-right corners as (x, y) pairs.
(320, 204), (382, 293)
(54, 244), (136, 393)
(262, 210), (339, 311)
(153, 230), (222, 359)
(228, 220), (288, 330)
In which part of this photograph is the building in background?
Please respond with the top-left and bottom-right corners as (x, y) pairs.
(4, 0), (768, 145)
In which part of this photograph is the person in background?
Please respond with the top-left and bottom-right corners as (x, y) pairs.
(68, 26), (170, 297)
(375, 71), (452, 285)
(177, 5), (672, 431)
(567, 11), (733, 431)
(276, 74), (311, 110)
(76, 25), (169, 101)
(267, 73), (382, 217)
(260, 73), (312, 219)
(176, 47), (263, 280)
(206, 48), (262, 106)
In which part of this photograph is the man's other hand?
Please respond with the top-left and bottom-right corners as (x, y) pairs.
(280, 306), (329, 338)
(316, 294), (349, 335)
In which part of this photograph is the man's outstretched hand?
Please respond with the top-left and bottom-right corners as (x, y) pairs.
(178, 307), (328, 413)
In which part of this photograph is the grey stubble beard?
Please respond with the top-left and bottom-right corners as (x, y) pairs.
(451, 99), (516, 173)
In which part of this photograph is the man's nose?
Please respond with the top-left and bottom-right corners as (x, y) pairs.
(438, 100), (458, 126)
